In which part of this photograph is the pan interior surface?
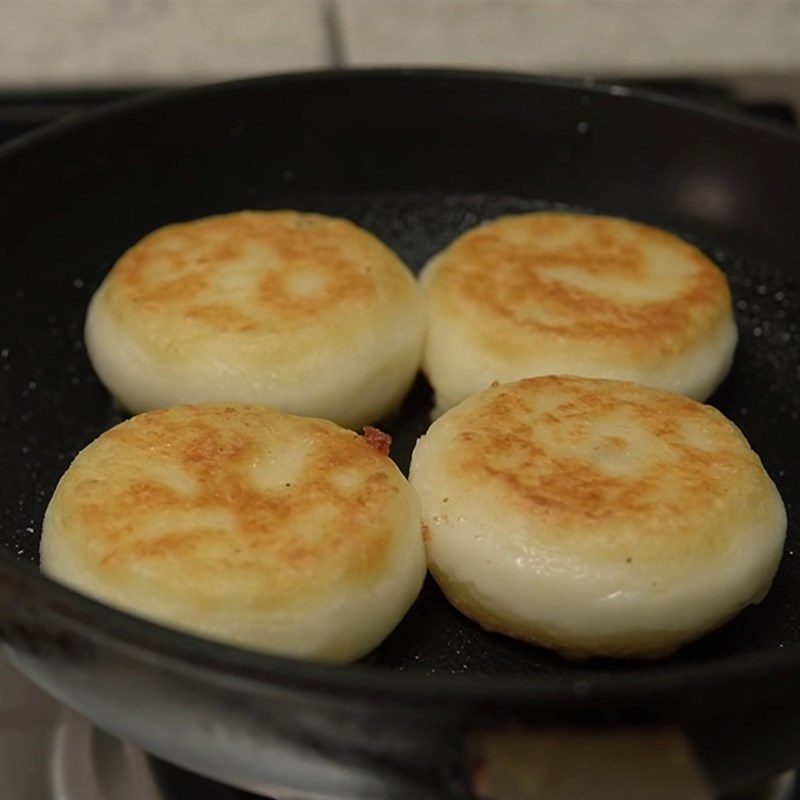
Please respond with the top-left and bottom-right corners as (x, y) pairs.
(0, 71), (799, 698)
(1, 184), (798, 682)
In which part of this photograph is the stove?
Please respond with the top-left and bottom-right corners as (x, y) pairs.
(0, 81), (797, 800)
(2, 652), (797, 800)
(0, 655), (267, 799)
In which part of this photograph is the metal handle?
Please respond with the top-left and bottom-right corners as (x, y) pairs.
(467, 726), (713, 800)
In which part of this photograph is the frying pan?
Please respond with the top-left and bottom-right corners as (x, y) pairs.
(0, 70), (799, 800)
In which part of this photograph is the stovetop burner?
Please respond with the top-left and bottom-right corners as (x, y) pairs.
(52, 710), (272, 800)
(0, 654), (268, 800)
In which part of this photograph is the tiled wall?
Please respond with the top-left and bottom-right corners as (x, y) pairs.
(1, 0), (799, 90)
(337, 0), (800, 76)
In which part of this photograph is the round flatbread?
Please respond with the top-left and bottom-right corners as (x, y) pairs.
(410, 375), (785, 659)
(86, 211), (425, 428)
(421, 212), (736, 412)
(42, 404), (426, 663)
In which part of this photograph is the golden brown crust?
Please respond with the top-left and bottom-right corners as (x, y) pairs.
(51, 405), (406, 611)
(99, 211), (416, 364)
(426, 213), (732, 361)
(437, 376), (769, 567)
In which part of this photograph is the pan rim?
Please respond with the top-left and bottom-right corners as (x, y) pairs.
(0, 67), (798, 164)
(6, 549), (800, 707)
(2, 67), (799, 708)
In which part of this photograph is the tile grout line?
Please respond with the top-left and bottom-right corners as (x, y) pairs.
(323, 0), (346, 68)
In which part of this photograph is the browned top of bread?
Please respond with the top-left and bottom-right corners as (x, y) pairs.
(96, 210), (419, 366)
(423, 212), (732, 361)
(45, 404), (409, 613)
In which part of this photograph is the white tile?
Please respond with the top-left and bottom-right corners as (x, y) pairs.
(335, 0), (800, 76)
(0, 0), (331, 87)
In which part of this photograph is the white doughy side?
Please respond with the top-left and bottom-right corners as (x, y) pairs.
(422, 298), (737, 414)
(85, 287), (425, 429)
(412, 437), (784, 657)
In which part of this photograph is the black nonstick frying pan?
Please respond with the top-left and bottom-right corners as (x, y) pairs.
(1, 70), (799, 800)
